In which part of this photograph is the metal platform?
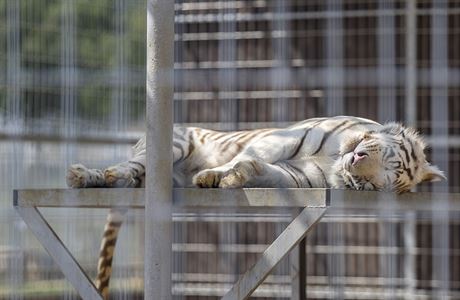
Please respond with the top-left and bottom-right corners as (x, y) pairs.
(13, 188), (460, 299)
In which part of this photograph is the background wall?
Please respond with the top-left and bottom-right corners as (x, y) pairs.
(0, 0), (459, 299)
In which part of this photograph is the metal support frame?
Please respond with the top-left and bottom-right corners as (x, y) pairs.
(13, 188), (460, 299)
(146, 0), (174, 299)
(15, 206), (103, 300)
(222, 208), (326, 300)
(290, 208), (307, 300)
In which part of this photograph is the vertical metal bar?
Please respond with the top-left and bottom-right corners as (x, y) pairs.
(6, 0), (21, 132)
(290, 236), (306, 300)
(403, 212), (416, 300)
(218, 2), (238, 130)
(111, 0), (127, 132)
(60, 3), (77, 299)
(6, 2), (24, 297)
(377, 0), (396, 123)
(325, 0), (344, 116)
(271, 0), (290, 125)
(327, 215), (345, 299)
(174, 0), (186, 124)
(60, 0), (77, 179)
(378, 215), (396, 299)
(60, 0), (76, 139)
(430, 0), (450, 298)
(430, 0), (449, 186)
(145, 0), (174, 299)
(405, 0), (417, 127)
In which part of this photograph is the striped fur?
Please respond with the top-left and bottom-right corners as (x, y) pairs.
(66, 116), (445, 298)
(95, 208), (126, 299)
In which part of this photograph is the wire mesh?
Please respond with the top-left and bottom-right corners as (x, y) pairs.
(0, 0), (459, 299)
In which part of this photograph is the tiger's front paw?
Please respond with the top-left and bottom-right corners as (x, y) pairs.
(66, 164), (91, 188)
(104, 166), (139, 188)
(219, 168), (247, 188)
(192, 169), (225, 188)
(192, 166), (248, 188)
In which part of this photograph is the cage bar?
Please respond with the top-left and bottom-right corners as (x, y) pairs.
(145, 0), (174, 299)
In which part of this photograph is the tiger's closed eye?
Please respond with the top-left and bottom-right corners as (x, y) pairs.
(387, 161), (402, 169)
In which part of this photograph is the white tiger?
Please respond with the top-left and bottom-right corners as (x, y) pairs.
(66, 116), (445, 298)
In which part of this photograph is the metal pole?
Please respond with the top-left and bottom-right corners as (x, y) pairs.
(377, 0), (396, 123)
(405, 0), (417, 127)
(430, 0), (450, 298)
(403, 211), (416, 300)
(145, 0), (174, 299)
(325, 0), (344, 116)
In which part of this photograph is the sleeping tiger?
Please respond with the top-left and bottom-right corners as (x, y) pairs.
(66, 116), (445, 298)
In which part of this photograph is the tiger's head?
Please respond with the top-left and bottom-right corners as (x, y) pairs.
(332, 123), (446, 193)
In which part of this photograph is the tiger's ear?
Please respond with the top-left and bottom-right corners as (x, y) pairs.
(420, 163), (447, 182)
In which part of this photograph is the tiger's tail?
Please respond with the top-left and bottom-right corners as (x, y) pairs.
(95, 208), (127, 299)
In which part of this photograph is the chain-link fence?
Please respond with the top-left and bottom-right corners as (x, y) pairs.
(0, 0), (459, 299)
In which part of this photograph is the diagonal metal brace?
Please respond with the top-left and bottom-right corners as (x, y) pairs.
(222, 207), (327, 300)
(15, 206), (103, 300)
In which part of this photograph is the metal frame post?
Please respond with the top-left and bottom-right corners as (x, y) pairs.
(405, 0), (417, 127)
(146, 0), (174, 299)
(325, 0), (344, 116)
(430, 1), (450, 298)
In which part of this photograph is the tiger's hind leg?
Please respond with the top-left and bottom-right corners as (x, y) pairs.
(103, 155), (145, 188)
(67, 154), (145, 188)
(66, 164), (106, 188)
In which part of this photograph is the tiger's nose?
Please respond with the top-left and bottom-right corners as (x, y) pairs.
(352, 152), (368, 166)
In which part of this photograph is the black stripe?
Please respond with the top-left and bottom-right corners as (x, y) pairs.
(289, 120), (323, 159)
(219, 139), (235, 153)
(199, 132), (212, 144)
(238, 129), (270, 144)
(369, 182), (378, 190)
(408, 139), (418, 162)
(216, 130), (246, 141)
(108, 221), (123, 228)
(311, 121), (349, 156)
(400, 143), (411, 168)
(128, 161), (145, 169)
(209, 131), (226, 140)
(99, 238), (118, 257)
(288, 163), (313, 187)
(405, 167), (414, 181)
(383, 147), (394, 160)
(383, 148), (390, 160)
(173, 141), (185, 159)
(183, 131), (195, 160)
(335, 121), (377, 135)
(296, 117), (327, 126)
(173, 131), (182, 140)
(312, 162), (329, 186)
(345, 174), (355, 189)
(278, 163), (301, 187)
(289, 128), (313, 159)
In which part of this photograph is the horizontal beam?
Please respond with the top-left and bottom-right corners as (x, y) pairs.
(328, 190), (460, 211)
(13, 188), (460, 211)
(14, 188), (146, 208)
(13, 188), (329, 209)
(0, 131), (139, 145)
(3, 67), (460, 89)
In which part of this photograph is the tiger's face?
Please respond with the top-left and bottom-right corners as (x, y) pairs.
(334, 123), (446, 193)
